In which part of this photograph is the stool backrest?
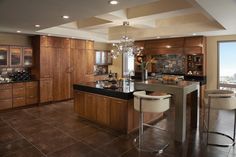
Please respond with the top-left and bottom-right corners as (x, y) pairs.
(133, 91), (171, 113)
(204, 89), (236, 110)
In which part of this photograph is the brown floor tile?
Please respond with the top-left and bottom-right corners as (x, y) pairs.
(0, 138), (32, 156)
(54, 118), (88, 133)
(99, 135), (134, 157)
(121, 148), (157, 157)
(0, 126), (22, 144)
(0, 119), (7, 128)
(82, 131), (118, 148)
(85, 150), (108, 157)
(69, 125), (101, 140)
(28, 128), (76, 154)
(4, 146), (44, 157)
(47, 141), (93, 157)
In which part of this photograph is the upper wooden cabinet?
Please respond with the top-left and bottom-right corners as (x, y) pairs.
(23, 47), (33, 67)
(145, 48), (183, 55)
(184, 36), (206, 54)
(40, 36), (70, 48)
(0, 46), (9, 67)
(86, 49), (95, 75)
(10, 46), (22, 67)
(70, 39), (86, 49)
(86, 40), (94, 50)
(40, 47), (53, 78)
(145, 38), (184, 49)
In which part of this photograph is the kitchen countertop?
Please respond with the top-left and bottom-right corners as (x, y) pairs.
(0, 80), (38, 84)
(73, 81), (134, 100)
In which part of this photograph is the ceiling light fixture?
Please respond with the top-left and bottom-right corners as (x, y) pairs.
(16, 30), (21, 33)
(109, 0), (119, 5)
(62, 15), (70, 19)
(156, 36), (161, 39)
(111, 21), (143, 59)
(35, 24), (40, 28)
(192, 33), (197, 36)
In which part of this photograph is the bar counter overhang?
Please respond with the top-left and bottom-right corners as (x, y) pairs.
(73, 80), (200, 143)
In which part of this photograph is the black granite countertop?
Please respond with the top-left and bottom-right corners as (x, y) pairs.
(73, 81), (134, 100)
(0, 80), (39, 84)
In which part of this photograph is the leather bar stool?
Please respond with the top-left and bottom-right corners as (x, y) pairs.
(204, 89), (236, 147)
(133, 91), (171, 154)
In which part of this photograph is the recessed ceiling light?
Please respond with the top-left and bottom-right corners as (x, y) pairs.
(156, 36), (161, 39)
(48, 34), (51, 36)
(35, 24), (40, 28)
(62, 15), (70, 19)
(192, 33), (197, 36)
(109, 0), (119, 5)
(16, 30), (21, 33)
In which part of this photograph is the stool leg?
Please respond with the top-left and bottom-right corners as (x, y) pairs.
(234, 109), (236, 143)
(138, 98), (144, 150)
(207, 98), (211, 145)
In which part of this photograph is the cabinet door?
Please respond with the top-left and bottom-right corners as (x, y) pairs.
(53, 48), (71, 101)
(74, 91), (85, 117)
(40, 78), (53, 103)
(107, 51), (112, 65)
(110, 99), (127, 131)
(0, 46), (9, 67)
(86, 49), (94, 75)
(84, 93), (96, 121)
(40, 47), (53, 78)
(0, 99), (12, 110)
(10, 47), (22, 67)
(26, 81), (38, 105)
(96, 96), (110, 125)
(23, 47), (33, 67)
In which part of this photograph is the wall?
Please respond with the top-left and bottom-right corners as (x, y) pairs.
(94, 42), (111, 50)
(0, 33), (31, 46)
(206, 35), (236, 89)
(108, 55), (122, 79)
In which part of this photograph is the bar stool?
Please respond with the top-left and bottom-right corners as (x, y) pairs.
(204, 89), (236, 147)
(133, 91), (171, 154)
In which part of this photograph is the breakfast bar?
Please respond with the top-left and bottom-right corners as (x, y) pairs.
(135, 80), (200, 142)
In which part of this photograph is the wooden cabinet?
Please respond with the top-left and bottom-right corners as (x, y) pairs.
(96, 96), (110, 125)
(86, 40), (94, 50)
(74, 91), (85, 117)
(10, 46), (22, 67)
(40, 47), (53, 78)
(110, 98), (127, 131)
(53, 48), (71, 101)
(23, 47), (33, 67)
(84, 93), (97, 121)
(26, 81), (38, 105)
(86, 49), (94, 75)
(0, 46), (9, 67)
(0, 84), (12, 110)
(145, 38), (184, 49)
(70, 39), (86, 49)
(13, 83), (26, 107)
(40, 78), (53, 103)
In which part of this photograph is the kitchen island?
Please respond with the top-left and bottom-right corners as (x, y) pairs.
(135, 80), (200, 143)
(73, 81), (163, 133)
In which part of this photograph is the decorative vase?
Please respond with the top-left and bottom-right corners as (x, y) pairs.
(142, 69), (148, 81)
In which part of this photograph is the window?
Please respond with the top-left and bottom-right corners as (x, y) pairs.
(218, 41), (236, 91)
(123, 53), (134, 77)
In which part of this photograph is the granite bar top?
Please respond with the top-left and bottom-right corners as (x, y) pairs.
(73, 81), (134, 100)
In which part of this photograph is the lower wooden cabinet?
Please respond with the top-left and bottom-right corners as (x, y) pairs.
(74, 90), (162, 133)
(0, 84), (12, 110)
(40, 78), (53, 103)
(26, 81), (38, 105)
(0, 81), (38, 110)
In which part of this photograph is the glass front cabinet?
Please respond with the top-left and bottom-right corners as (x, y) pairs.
(23, 48), (33, 67)
(0, 46), (9, 67)
(10, 46), (22, 67)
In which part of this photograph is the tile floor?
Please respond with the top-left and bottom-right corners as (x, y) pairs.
(0, 100), (236, 157)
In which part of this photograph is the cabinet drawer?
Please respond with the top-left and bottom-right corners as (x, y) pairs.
(26, 97), (38, 105)
(13, 82), (25, 88)
(13, 97), (26, 107)
(13, 87), (25, 98)
(0, 84), (12, 90)
(0, 99), (12, 110)
(26, 81), (38, 87)
(0, 88), (12, 99)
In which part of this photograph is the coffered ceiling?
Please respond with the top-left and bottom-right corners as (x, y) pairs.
(1, 0), (236, 42)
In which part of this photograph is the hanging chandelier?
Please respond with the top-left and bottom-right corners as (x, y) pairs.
(111, 21), (144, 59)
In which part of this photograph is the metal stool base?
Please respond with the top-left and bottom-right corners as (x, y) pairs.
(205, 131), (235, 147)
